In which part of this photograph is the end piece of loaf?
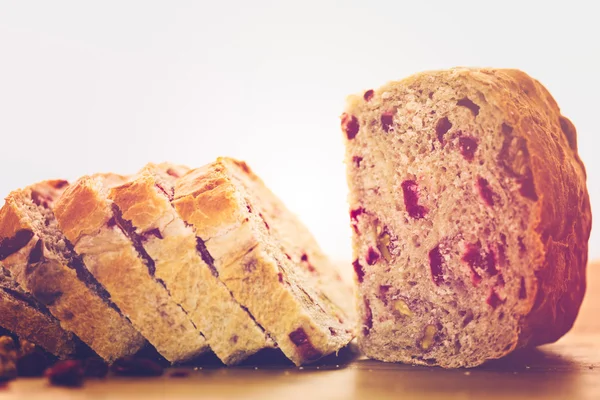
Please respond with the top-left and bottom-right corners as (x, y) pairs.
(342, 68), (591, 368)
(0, 180), (145, 362)
(53, 173), (209, 363)
(0, 264), (77, 358)
(108, 163), (273, 365)
(173, 157), (355, 365)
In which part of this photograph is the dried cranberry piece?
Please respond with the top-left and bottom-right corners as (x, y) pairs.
(462, 242), (497, 285)
(519, 277), (527, 299)
(106, 217), (117, 228)
(44, 360), (84, 387)
(518, 174), (538, 201)
(300, 253), (316, 273)
(142, 228), (163, 241)
(341, 113), (359, 140)
(31, 191), (51, 208)
(352, 156), (363, 168)
(487, 289), (505, 309)
(457, 97), (480, 116)
(111, 357), (164, 377)
(353, 259), (365, 283)
(381, 111), (395, 132)
(27, 239), (44, 264)
(435, 117), (452, 143)
(288, 328), (322, 362)
(329, 327), (337, 336)
(428, 245), (445, 286)
(259, 213), (270, 230)
(477, 177), (496, 206)
(366, 247), (380, 266)
(363, 90), (374, 102)
(350, 207), (365, 234)
(0, 230), (34, 261)
(363, 300), (373, 336)
(53, 180), (69, 189)
(277, 272), (284, 283)
(83, 358), (108, 378)
(459, 137), (478, 161)
(401, 180), (427, 219)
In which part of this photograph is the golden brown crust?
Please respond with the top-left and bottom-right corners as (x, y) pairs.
(0, 181), (146, 362)
(108, 164), (272, 365)
(483, 69), (591, 347)
(55, 175), (210, 363)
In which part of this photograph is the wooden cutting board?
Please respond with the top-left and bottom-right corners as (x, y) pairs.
(2, 261), (599, 400)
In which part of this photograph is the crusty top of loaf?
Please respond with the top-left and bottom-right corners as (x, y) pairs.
(53, 174), (129, 245)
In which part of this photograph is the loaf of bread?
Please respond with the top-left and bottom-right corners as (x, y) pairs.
(108, 163), (274, 365)
(342, 68), (591, 368)
(172, 157), (355, 365)
(0, 180), (145, 362)
(0, 264), (76, 358)
(53, 173), (209, 363)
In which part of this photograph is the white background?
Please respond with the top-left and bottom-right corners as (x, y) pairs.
(0, 1), (598, 261)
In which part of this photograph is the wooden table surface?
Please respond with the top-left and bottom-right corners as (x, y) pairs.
(1, 262), (599, 400)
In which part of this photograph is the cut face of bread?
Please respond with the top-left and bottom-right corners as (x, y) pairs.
(53, 174), (209, 363)
(173, 157), (355, 366)
(0, 264), (77, 358)
(108, 163), (273, 365)
(343, 68), (591, 368)
(0, 180), (145, 362)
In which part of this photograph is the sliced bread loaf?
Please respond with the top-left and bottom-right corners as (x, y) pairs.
(53, 174), (209, 363)
(342, 68), (591, 367)
(0, 180), (145, 362)
(108, 163), (273, 365)
(173, 157), (355, 365)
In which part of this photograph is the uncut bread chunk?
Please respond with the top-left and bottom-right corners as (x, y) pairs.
(343, 68), (591, 368)
(0, 264), (76, 358)
(173, 157), (354, 366)
(53, 173), (209, 363)
(109, 163), (273, 365)
(0, 180), (145, 362)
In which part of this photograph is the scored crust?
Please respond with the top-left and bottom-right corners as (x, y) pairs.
(53, 174), (209, 363)
(0, 180), (145, 362)
(343, 67), (591, 367)
(0, 264), (77, 358)
(108, 163), (273, 365)
(173, 157), (354, 365)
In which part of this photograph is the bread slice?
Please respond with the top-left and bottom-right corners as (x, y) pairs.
(342, 68), (591, 368)
(53, 173), (209, 363)
(0, 180), (145, 362)
(172, 157), (355, 365)
(108, 163), (273, 365)
(0, 264), (76, 358)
